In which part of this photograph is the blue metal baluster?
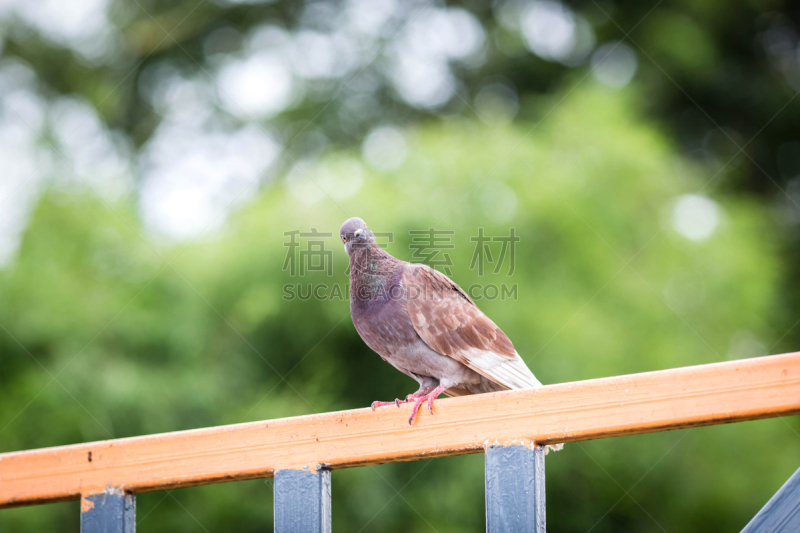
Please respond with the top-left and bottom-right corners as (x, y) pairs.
(274, 469), (331, 533)
(741, 466), (800, 532)
(486, 444), (546, 533)
(80, 490), (136, 533)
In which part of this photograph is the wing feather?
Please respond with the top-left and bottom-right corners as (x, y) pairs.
(402, 264), (541, 390)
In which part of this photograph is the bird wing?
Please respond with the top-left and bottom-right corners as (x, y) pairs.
(402, 263), (542, 390)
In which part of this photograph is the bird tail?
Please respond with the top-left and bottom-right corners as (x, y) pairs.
(497, 352), (542, 390)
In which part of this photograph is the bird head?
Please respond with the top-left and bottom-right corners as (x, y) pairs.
(340, 217), (376, 255)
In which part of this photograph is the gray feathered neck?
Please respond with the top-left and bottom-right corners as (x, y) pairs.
(340, 217), (400, 301)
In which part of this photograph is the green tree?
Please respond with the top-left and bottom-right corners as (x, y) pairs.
(1, 86), (797, 531)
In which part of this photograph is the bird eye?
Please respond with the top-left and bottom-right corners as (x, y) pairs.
(342, 236), (347, 243)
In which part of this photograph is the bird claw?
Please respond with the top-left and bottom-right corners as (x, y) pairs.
(372, 400), (400, 411)
(376, 385), (446, 423)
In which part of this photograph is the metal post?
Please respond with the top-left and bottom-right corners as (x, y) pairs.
(485, 444), (546, 533)
(274, 469), (331, 533)
(80, 490), (135, 533)
(741, 466), (800, 532)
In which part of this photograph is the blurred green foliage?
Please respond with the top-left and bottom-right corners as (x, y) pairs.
(1, 85), (798, 532)
(6, 0), (800, 192)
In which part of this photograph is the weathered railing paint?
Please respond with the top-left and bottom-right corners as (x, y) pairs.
(80, 490), (136, 533)
(1, 351), (799, 508)
(486, 445), (546, 533)
(741, 466), (800, 533)
(274, 469), (331, 533)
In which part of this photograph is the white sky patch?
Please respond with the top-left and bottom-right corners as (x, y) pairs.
(292, 31), (337, 79)
(0, 60), (50, 266)
(520, 1), (594, 64)
(388, 53), (455, 109)
(0, 59), (135, 266)
(217, 51), (295, 119)
(49, 96), (133, 200)
(403, 8), (485, 64)
(139, 123), (281, 239)
(291, 30), (357, 80)
(591, 42), (638, 88)
(361, 125), (408, 172)
(672, 194), (721, 241)
(246, 24), (293, 56)
(8, 0), (118, 63)
(521, 2), (575, 61)
(446, 8), (487, 63)
(346, 0), (398, 36)
(0, 118), (49, 266)
(216, 0), (278, 5)
(140, 67), (214, 128)
(387, 7), (485, 109)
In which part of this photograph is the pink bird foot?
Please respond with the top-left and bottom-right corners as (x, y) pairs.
(408, 384), (448, 424)
(371, 399), (401, 410)
(371, 387), (436, 412)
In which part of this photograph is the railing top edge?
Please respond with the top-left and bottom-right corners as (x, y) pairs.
(1, 351), (799, 508)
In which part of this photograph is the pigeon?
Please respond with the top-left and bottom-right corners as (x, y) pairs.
(340, 217), (561, 448)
